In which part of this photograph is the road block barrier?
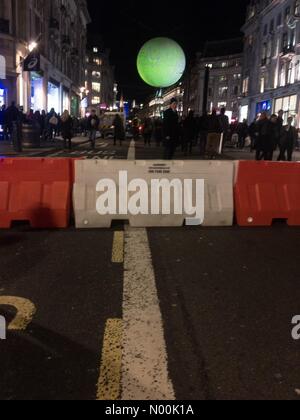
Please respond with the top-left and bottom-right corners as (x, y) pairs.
(0, 158), (73, 228)
(235, 161), (300, 226)
(73, 160), (235, 228)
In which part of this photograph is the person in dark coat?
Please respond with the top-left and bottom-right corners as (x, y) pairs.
(0, 104), (8, 140)
(143, 117), (153, 146)
(236, 119), (249, 149)
(113, 114), (125, 146)
(163, 98), (180, 160)
(256, 113), (276, 161)
(88, 110), (100, 149)
(182, 110), (197, 156)
(198, 112), (209, 156)
(218, 107), (230, 148)
(278, 116), (298, 161)
(208, 109), (222, 133)
(249, 118), (258, 152)
(60, 110), (73, 150)
(154, 118), (163, 147)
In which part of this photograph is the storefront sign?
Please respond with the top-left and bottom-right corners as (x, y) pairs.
(23, 52), (41, 72)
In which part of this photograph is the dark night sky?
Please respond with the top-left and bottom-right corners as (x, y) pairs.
(87, 0), (249, 101)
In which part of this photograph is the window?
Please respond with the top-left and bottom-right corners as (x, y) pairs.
(270, 19), (274, 34)
(296, 0), (300, 16)
(242, 77), (249, 95)
(218, 86), (228, 98)
(233, 73), (241, 80)
(92, 82), (101, 93)
(92, 96), (100, 105)
(233, 86), (239, 96)
(93, 47), (98, 53)
(274, 95), (297, 124)
(219, 76), (227, 83)
(221, 62), (228, 68)
(277, 13), (282, 27)
(263, 24), (268, 36)
(260, 76), (265, 93)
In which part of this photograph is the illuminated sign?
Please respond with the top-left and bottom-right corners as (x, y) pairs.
(0, 55), (6, 79)
(256, 100), (272, 115)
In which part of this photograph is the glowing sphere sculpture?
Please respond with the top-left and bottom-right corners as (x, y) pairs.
(137, 38), (186, 88)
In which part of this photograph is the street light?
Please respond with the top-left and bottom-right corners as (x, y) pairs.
(28, 41), (38, 52)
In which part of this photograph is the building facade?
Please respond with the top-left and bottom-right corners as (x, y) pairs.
(241, 0), (300, 126)
(184, 39), (243, 120)
(0, 0), (90, 115)
(148, 84), (184, 118)
(85, 46), (116, 114)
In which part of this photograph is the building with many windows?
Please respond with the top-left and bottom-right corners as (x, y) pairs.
(184, 39), (243, 120)
(148, 84), (184, 118)
(241, 0), (300, 126)
(85, 45), (116, 114)
(0, 0), (90, 115)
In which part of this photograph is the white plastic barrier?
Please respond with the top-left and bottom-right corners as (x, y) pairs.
(73, 160), (234, 228)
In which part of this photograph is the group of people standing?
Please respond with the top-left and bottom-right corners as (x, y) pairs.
(250, 111), (298, 162)
(162, 99), (231, 160)
(0, 103), (108, 151)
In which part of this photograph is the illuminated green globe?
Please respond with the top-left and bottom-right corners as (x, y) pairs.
(137, 38), (186, 88)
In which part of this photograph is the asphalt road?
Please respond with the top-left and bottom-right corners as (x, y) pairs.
(0, 140), (300, 400)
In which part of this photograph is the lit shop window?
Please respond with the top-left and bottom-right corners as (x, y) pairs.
(92, 82), (101, 92)
(242, 77), (249, 95)
(274, 95), (297, 124)
(218, 87), (228, 98)
(260, 76), (265, 93)
(92, 96), (100, 105)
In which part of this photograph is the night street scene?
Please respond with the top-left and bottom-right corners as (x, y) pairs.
(1, 0), (300, 406)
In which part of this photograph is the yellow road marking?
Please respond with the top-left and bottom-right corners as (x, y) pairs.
(112, 231), (124, 263)
(97, 318), (123, 401)
(0, 296), (36, 330)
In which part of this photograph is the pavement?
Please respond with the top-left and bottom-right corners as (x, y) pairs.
(0, 138), (300, 401)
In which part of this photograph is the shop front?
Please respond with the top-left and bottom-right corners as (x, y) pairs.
(62, 88), (70, 113)
(71, 94), (79, 117)
(30, 71), (44, 111)
(47, 78), (60, 113)
(0, 84), (7, 107)
(274, 94), (298, 126)
(256, 99), (272, 116)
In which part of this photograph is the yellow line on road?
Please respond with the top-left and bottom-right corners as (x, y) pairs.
(0, 296), (36, 331)
(112, 231), (124, 263)
(97, 318), (123, 401)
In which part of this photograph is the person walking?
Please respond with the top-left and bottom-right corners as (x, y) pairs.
(163, 98), (180, 160)
(278, 116), (298, 162)
(236, 119), (249, 149)
(182, 110), (197, 156)
(143, 117), (153, 147)
(88, 110), (100, 149)
(47, 108), (59, 140)
(61, 110), (73, 150)
(113, 114), (125, 146)
(154, 118), (163, 147)
(218, 107), (230, 150)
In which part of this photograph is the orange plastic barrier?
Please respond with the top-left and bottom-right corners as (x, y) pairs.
(0, 158), (73, 229)
(235, 161), (300, 226)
